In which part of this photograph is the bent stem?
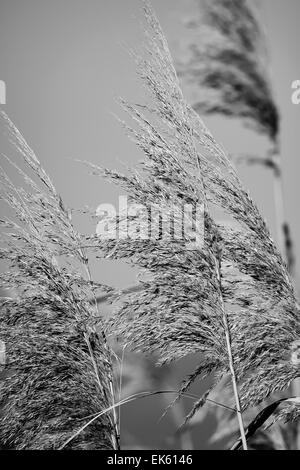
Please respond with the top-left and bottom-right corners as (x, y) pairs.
(223, 317), (248, 450)
(59, 389), (234, 450)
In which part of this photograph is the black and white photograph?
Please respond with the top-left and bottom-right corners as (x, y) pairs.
(0, 0), (300, 455)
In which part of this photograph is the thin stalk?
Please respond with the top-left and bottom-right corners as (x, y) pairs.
(59, 389), (235, 450)
(79, 246), (120, 450)
(195, 148), (248, 450)
(216, 265), (248, 450)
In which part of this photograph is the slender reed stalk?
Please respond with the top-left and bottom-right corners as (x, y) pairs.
(217, 267), (247, 450)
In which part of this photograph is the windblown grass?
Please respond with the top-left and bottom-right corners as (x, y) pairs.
(0, 112), (118, 449)
(0, 0), (299, 450)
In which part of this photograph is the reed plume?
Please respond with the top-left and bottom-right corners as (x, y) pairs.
(177, 0), (277, 139)
(177, 0), (295, 274)
(0, 111), (118, 449)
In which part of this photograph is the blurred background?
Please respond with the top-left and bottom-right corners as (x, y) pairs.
(0, 0), (300, 449)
